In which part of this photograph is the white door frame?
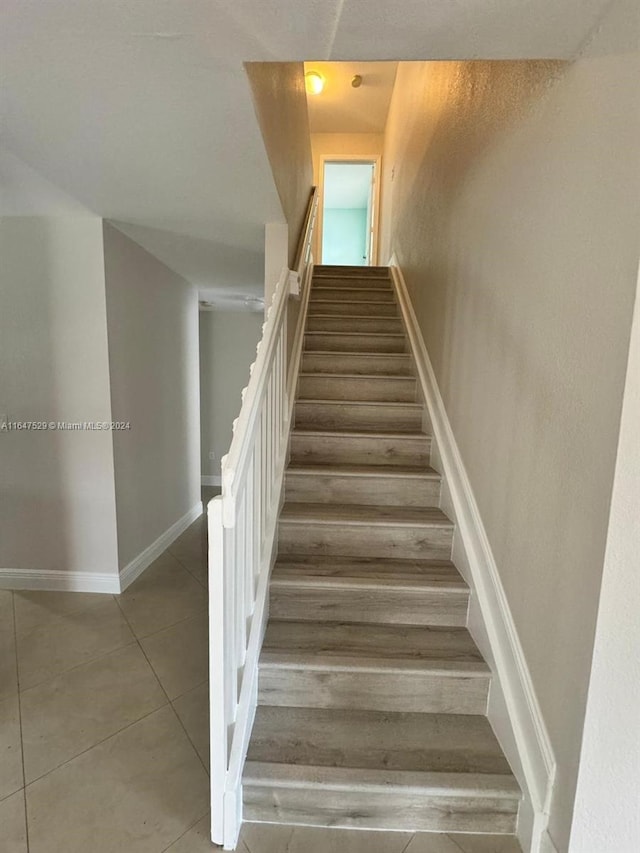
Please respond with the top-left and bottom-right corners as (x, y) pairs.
(317, 154), (382, 266)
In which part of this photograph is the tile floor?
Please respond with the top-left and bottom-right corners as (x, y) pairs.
(0, 496), (521, 853)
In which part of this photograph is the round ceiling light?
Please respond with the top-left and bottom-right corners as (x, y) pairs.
(305, 71), (325, 95)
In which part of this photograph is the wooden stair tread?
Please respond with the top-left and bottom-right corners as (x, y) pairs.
(262, 621), (487, 673)
(281, 502), (452, 527)
(286, 463), (438, 479)
(299, 371), (414, 381)
(291, 428), (429, 439)
(272, 555), (467, 588)
(297, 398), (421, 408)
(247, 706), (513, 777)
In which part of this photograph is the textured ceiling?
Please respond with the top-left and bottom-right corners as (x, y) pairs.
(0, 0), (614, 297)
(305, 62), (398, 133)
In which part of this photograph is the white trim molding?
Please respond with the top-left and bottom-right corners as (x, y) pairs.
(202, 475), (222, 487)
(0, 567), (120, 594)
(119, 501), (203, 591)
(540, 831), (561, 853)
(389, 256), (556, 853)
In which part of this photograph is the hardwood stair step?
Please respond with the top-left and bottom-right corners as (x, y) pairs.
(313, 280), (393, 292)
(285, 463), (440, 507)
(308, 301), (398, 317)
(259, 620), (489, 714)
(306, 316), (404, 333)
(310, 287), (395, 303)
(270, 556), (468, 626)
(302, 352), (413, 375)
(295, 400), (423, 432)
(290, 429), (431, 467)
(243, 707), (520, 833)
(304, 331), (407, 353)
(298, 373), (417, 403)
(278, 503), (454, 560)
(314, 265), (390, 279)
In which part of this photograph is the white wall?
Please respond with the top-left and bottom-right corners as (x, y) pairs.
(103, 223), (201, 572)
(569, 270), (640, 853)
(0, 217), (119, 577)
(199, 310), (264, 481)
(380, 2), (640, 847)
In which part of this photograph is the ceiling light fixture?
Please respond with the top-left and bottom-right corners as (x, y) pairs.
(305, 71), (325, 95)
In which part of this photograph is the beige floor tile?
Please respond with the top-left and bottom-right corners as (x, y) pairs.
(21, 644), (167, 783)
(448, 835), (522, 853)
(241, 824), (413, 853)
(140, 612), (208, 700)
(16, 597), (135, 691)
(173, 681), (209, 770)
(14, 590), (109, 636)
(404, 833), (463, 852)
(0, 789), (28, 853)
(240, 824), (294, 853)
(0, 592), (18, 702)
(0, 629), (18, 704)
(169, 520), (208, 588)
(0, 696), (23, 800)
(164, 814), (213, 851)
(26, 705), (209, 853)
(118, 552), (207, 638)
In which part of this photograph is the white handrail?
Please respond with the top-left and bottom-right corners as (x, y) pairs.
(208, 189), (318, 850)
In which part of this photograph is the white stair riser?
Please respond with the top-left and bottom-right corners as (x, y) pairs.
(306, 316), (404, 333)
(258, 667), (489, 715)
(285, 472), (440, 507)
(290, 433), (431, 467)
(278, 520), (453, 560)
(243, 784), (519, 834)
(302, 353), (412, 375)
(269, 584), (468, 627)
(304, 333), (406, 353)
(311, 288), (395, 303)
(298, 375), (417, 403)
(308, 301), (398, 317)
(295, 402), (422, 432)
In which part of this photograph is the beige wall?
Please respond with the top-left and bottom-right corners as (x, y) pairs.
(199, 310), (264, 479)
(0, 217), (119, 577)
(310, 133), (384, 184)
(569, 267), (640, 851)
(381, 4), (640, 848)
(245, 62), (314, 269)
(103, 223), (201, 571)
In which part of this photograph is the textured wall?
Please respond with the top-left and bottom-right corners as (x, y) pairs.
(245, 62), (314, 268)
(381, 6), (640, 847)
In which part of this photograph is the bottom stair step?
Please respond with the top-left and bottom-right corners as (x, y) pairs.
(244, 707), (520, 833)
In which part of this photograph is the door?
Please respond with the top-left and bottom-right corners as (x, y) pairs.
(320, 160), (379, 266)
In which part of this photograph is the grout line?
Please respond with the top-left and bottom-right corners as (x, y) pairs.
(18, 637), (139, 696)
(132, 605), (208, 643)
(24, 700), (171, 788)
(399, 835), (416, 853)
(12, 593), (29, 852)
(157, 808), (211, 853)
(446, 835), (469, 853)
(169, 551), (208, 591)
(112, 596), (210, 780)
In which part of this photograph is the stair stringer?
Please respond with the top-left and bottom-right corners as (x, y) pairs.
(389, 256), (556, 853)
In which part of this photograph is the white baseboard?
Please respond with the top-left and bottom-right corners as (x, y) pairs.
(119, 502), (203, 592)
(201, 475), (222, 487)
(389, 257), (556, 853)
(0, 567), (120, 594)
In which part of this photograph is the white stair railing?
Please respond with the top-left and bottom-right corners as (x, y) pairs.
(208, 189), (317, 850)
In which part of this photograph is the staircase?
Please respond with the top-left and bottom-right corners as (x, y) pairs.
(242, 266), (521, 836)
